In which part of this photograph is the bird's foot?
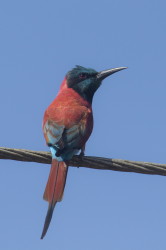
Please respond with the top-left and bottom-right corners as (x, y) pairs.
(79, 151), (84, 158)
(77, 151), (85, 168)
(79, 150), (84, 159)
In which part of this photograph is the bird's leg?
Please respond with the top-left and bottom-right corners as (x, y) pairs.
(79, 145), (85, 158)
(74, 145), (85, 168)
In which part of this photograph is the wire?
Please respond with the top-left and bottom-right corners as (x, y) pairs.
(0, 147), (166, 176)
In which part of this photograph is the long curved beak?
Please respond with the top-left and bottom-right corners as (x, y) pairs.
(97, 67), (127, 80)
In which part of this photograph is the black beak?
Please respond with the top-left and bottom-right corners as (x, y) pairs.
(97, 67), (127, 80)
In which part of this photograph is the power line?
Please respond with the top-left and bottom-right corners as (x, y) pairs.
(0, 147), (166, 176)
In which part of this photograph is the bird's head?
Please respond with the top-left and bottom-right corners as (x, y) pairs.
(66, 65), (127, 103)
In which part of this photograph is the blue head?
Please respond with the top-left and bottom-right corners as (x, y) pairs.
(66, 65), (127, 103)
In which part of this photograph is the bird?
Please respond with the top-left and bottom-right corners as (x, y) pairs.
(41, 65), (127, 239)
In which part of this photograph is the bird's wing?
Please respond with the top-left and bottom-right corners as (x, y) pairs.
(43, 108), (92, 151)
(62, 123), (85, 149)
(43, 119), (65, 149)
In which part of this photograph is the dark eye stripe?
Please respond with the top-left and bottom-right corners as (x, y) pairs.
(67, 72), (97, 88)
(79, 72), (97, 79)
(79, 73), (87, 79)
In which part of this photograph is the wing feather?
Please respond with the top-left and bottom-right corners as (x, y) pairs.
(43, 106), (93, 153)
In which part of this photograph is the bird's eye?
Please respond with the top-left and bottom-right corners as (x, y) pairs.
(79, 73), (87, 79)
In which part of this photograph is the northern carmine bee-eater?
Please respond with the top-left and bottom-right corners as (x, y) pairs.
(41, 65), (127, 239)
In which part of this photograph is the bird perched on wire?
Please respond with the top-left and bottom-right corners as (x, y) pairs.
(41, 65), (127, 239)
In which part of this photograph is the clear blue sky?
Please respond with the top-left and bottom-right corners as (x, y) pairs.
(0, 0), (166, 249)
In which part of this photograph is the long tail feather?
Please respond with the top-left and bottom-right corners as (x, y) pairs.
(40, 203), (56, 239)
(41, 160), (68, 239)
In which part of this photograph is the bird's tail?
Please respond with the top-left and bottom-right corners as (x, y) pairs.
(41, 159), (68, 239)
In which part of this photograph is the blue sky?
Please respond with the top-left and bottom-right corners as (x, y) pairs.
(0, 0), (166, 249)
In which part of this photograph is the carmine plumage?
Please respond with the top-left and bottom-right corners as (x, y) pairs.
(41, 65), (127, 239)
